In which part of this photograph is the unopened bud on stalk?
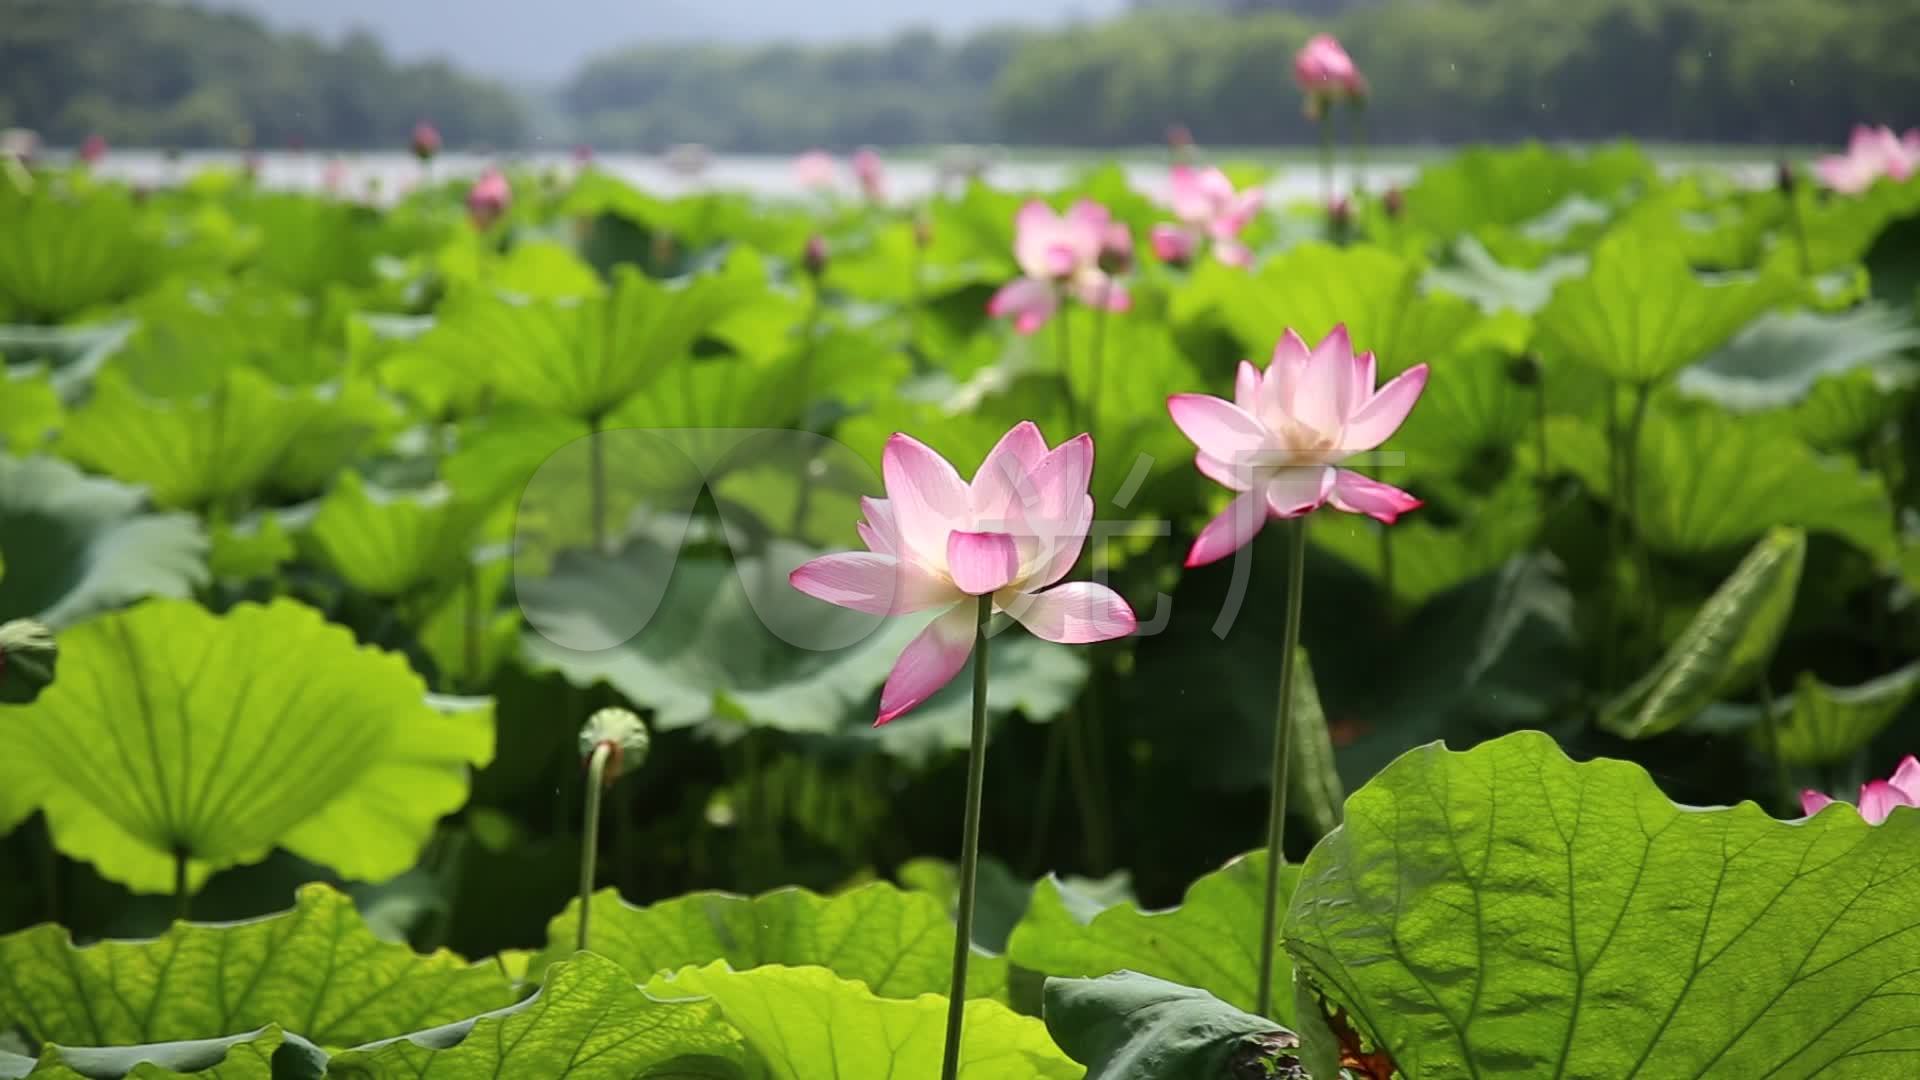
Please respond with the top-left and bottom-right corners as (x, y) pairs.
(579, 706), (650, 787)
(913, 215), (933, 250)
(803, 234), (829, 278)
(1382, 187), (1405, 219)
(411, 120), (441, 163)
(0, 619), (57, 704)
(1776, 160), (1796, 195)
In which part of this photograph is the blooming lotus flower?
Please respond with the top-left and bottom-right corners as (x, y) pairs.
(1802, 756), (1920, 824)
(1294, 34), (1365, 101)
(411, 121), (441, 162)
(988, 200), (1131, 334)
(467, 168), (511, 228)
(790, 423), (1138, 724)
(1169, 325), (1429, 567)
(1814, 124), (1920, 195)
(852, 147), (885, 201)
(1155, 165), (1262, 268)
(79, 134), (107, 167)
(794, 149), (837, 191)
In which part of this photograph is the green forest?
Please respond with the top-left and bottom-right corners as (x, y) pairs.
(3, 0), (1917, 150)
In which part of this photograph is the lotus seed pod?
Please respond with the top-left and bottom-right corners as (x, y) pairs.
(0, 619), (57, 704)
(579, 706), (650, 785)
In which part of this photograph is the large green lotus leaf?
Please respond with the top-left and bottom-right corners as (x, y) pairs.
(1043, 972), (1300, 1080)
(1548, 410), (1895, 559)
(229, 194), (430, 295)
(529, 881), (1007, 1001)
(649, 962), (1082, 1079)
(1535, 224), (1795, 385)
(416, 555), (520, 691)
(0, 598), (494, 891)
(0, 322), (135, 400)
(1401, 141), (1652, 240)
(262, 378), (401, 497)
(1753, 662), (1920, 767)
(1310, 478), (1541, 609)
(519, 539), (1085, 757)
(1775, 175), (1920, 276)
(1677, 303), (1920, 413)
(1422, 236), (1589, 316)
(0, 183), (162, 323)
(58, 368), (389, 511)
(1388, 347), (1538, 484)
(1007, 851), (1295, 1021)
(105, 282), (344, 399)
(8, 1025), (325, 1080)
(1208, 243), (1489, 376)
(301, 473), (504, 598)
(0, 884), (511, 1049)
(1283, 729), (1920, 1079)
(327, 953), (743, 1079)
(0, 368), (62, 451)
(1602, 528), (1806, 740)
(423, 265), (761, 421)
(1763, 367), (1914, 450)
(0, 455), (207, 627)
(433, 237), (605, 301)
(896, 856), (1135, 956)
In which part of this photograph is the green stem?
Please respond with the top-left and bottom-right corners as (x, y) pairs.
(1534, 382), (1551, 488)
(791, 292), (823, 538)
(1623, 382), (1657, 628)
(1087, 295), (1109, 442)
(1350, 101), (1369, 200)
(588, 413), (608, 555)
(1602, 383), (1624, 686)
(1317, 112), (1335, 208)
(1256, 517), (1307, 1020)
(1785, 185), (1812, 278)
(462, 560), (482, 693)
(579, 742), (612, 953)
(940, 595), (995, 1080)
(173, 848), (191, 923)
(1056, 295), (1077, 430)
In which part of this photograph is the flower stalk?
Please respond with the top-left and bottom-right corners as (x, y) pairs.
(940, 593), (995, 1080)
(576, 708), (651, 953)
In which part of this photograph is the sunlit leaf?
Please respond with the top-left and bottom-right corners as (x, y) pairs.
(529, 881), (1007, 1001)
(0, 183), (162, 322)
(1678, 303), (1920, 413)
(301, 472), (504, 598)
(0, 884), (511, 1048)
(0, 598), (494, 891)
(1285, 729), (1920, 1078)
(650, 962), (1081, 1079)
(1756, 661), (1920, 767)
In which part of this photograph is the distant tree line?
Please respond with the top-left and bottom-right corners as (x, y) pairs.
(0, 0), (525, 149)
(3, 0), (1915, 151)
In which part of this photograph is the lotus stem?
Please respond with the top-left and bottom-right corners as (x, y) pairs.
(1088, 291), (1110, 443)
(173, 847), (191, 923)
(1056, 294), (1077, 430)
(940, 594), (995, 1080)
(791, 287), (824, 538)
(1785, 185), (1812, 279)
(462, 561), (482, 693)
(588, 413), (608, 555)
(1534, 379), (1551, 487)
(1623, 382), (1657, 627)
(1257, 516), (1308, 1019)
(1318, 114), (1335, 208)
(1350, 101), (1369, 201)
(578, 741), (613, 952)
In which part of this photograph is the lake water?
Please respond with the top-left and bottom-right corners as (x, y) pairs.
(83, 149), (1777, 208)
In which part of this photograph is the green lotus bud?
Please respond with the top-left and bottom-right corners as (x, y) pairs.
(579, 706), (650, 786)
(0, 619), (57, 705)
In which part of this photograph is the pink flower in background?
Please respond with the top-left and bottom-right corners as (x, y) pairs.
(411, 121), (441, 162)
(790, 423), (1137, 724)
(1150, 224), (1198, 267)
(852, 147), (886, 201)
(1814, 124), (1920, 195)
(467, 167), (511, 228)
(1169, 325), (1428, 567)
(1156, 164), (1263, 267)
(79, 134), (107, 167)
(1802, 756), (1920, 824)
(794, 149), (838, 191)
(988, 200), (1131, 334)
(322, 159), (348, 195)
(572, 143), (594, 165)
(1294, 34), (1364, 100)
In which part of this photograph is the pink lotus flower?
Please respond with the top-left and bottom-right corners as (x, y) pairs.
(1814, 124), (1920, 195)
(794, 149), (838, 191)
(467, 168), (511, 228)
(988, 200), (1132, 334)
(1293, 34), (1365, 101)
(1169, 325), (1429, 567)
(79, 134), (107, 167)
(1150, 224), (1198, 267)
(322, 159), (348, 195)
(1155, 165), (1263, 268)
(411, 121), (441, 162)
(573, 143), (595, 165)
(1803, 756), (1920, 824)
(790, 423), (1137, 724)
(852, 147), (885, 201)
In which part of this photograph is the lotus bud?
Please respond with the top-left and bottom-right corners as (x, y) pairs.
(579, 706), (650, 787)
(1383, 187), (1405, 219)
(0, 619), (57, 705)
(411, 120), (442, 162)
(572, 143), (594, 165)
(1099, 221), (1134, 275)
(79, 134), (107, 167)
(467, 167), (511, 229)
(803, 233), (829, 278)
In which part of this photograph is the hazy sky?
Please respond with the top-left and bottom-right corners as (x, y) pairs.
(197, 0), (1130, 82)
